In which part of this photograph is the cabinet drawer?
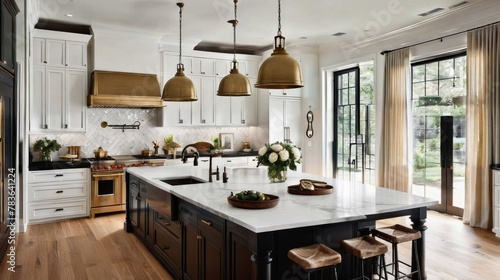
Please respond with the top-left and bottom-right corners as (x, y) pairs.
(29, 168), (89, 183)
(29, 181), (88, 202)
(155, 211), (181, 238)
(198, 210), (225, 239)
(29, 198), (88, 221)
(493, 170), (500, 186)
(154, 226), (182, 271)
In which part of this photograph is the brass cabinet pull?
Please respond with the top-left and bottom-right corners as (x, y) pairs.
(56, 190), (63, 193)
(201, 219), (212, 226)
(197, 235), (202, 240)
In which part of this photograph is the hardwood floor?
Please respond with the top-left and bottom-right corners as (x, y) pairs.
(0, 210), (498, 280)
(0, 213), (172, 280)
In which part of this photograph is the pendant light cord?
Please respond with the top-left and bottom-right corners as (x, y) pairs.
(178, 3), (183, 65)
(277, 0), (282, 36)
(232, 0), (238, 63)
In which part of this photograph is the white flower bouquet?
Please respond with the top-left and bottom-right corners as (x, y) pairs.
(257, 142), (302, 182)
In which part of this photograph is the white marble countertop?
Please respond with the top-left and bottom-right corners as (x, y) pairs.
(127, 165), (437, 233)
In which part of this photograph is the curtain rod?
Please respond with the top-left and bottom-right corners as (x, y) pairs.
(380, 20), (500, 55)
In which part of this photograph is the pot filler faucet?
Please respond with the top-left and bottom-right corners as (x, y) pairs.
(181, 145), (199, 166)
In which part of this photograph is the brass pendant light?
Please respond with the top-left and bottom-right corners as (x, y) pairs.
(217, 0), (252, 96)
(162, 2), (197, 101)
(255, 0), (303, 89)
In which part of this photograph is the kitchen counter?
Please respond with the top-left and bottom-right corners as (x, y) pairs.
(127, 165), (436, 233)
(29, 160), (90, 171)
(127, 165), (437, 280)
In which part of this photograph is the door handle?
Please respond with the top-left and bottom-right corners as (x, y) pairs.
(201, 219), (212, 226)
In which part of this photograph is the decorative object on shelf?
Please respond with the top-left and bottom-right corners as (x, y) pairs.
(255, 0), (303, 89)
(152, 140), (160, 154)
(306, 106), (313, 138)
(219, 133), (234, 152)
(33, 137), (61, 162)
(162, 2), (197, 101)
(217, 0), (252, 96)
(163, 135), (181, 158)
(242, 141), (252, 152)
(257, 141), (302, 183)
(100, 121), (140, 132)
(210, 136), (223, 154)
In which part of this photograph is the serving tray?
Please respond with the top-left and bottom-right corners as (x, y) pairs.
(227, 194), (279, 209)
(287, 184), (333, 195)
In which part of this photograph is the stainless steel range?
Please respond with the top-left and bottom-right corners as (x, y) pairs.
(88, 155), (166, 218)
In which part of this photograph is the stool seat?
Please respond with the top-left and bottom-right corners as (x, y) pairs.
(372, 224), (421, 244)
(288, 244), (342, 270)
(341, 235), (388, 260)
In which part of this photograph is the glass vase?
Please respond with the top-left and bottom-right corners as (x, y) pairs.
(41, 152), (52, 162)
(268, 166), (287, 183)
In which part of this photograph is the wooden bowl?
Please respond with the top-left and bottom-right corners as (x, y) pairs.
(227, 194), (279, 209)
(141, 149), (153, 156)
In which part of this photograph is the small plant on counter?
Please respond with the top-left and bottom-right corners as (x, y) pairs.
(33, 137), (62, 162)
(163, 135), (180, 157)
(257, 142), (302, 183)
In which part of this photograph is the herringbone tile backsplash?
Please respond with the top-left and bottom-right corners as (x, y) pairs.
(30, 108), (262, 161)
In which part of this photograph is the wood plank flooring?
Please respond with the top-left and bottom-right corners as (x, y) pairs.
(0, 210), (498, 279)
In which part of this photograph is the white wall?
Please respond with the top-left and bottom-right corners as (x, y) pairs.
(92, 28), (161, 75)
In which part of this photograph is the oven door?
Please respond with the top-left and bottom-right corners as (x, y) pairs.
(91, 172), (124, 207)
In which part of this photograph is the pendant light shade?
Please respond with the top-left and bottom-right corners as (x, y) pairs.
(162, 2), (197, 101)
(217, 0), (252, 96)
(255, 0), (303, 89)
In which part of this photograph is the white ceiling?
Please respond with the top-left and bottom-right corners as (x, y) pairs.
(36, 0), (500, 52)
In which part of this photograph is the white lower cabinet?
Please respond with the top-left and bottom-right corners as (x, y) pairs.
(28, 168), (90, 223)
(493, 169), (500, 237)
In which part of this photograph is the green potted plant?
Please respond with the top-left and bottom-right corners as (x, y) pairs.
(33, 137), (62, 162)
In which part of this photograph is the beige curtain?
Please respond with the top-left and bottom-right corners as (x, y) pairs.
(464, 23), (500, 229)
(378, 48), (410, 192)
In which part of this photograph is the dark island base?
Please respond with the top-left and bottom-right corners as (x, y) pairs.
(125, 173), (427, 280)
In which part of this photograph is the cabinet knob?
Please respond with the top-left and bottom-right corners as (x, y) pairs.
(44, 124), (48, 129)
(283, 92), (287, 95)
(179, 119), (183, 124)
(44, 61), (47, 64)
(64, 124), (68, 129)
(197, 235), (202, 240)
(241, 120), (245, 124)
(65, 64), (68, 66)
(2, 61), (6, 64)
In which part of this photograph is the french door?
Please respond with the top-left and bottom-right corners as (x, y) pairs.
(411, 53), (466, 216)
(333, 65), (375, 184)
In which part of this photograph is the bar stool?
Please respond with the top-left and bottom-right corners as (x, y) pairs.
(372, 224), (421, 280)
(341, 235), (388, 280)
(288, 243), (342, 280)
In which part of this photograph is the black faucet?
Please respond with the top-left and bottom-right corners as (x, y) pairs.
(181, 145), (199, 166)
(208, 154), (220, 182)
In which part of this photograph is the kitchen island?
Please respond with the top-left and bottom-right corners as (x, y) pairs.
(125, 165), (437, 280)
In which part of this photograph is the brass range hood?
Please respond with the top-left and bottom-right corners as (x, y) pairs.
(88, 70), (164, 108)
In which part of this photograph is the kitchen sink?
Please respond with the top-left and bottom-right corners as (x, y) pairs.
(160, 177), (206, 185)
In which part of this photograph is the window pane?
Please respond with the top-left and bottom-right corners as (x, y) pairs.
(426, 62), (439, 80)
(439, 59), (454, 79)
(413, 65), (426, 82)
(413, 82), (425, 99)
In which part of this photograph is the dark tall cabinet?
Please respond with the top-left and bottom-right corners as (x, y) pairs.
(0, 0), (18, 260)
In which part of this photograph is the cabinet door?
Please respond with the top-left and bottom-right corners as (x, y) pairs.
(269, 89), (301, 97)
(45, 39), (66, 67)
(65, 41), (87, 69)
(65, 70), (86, 131)
(0, 0), (17, 72)
(285, 98), (302, 147)
(30, 66), (46, 131)
(238, 60), (258, 78)
(202, 235), (223, 280)
(45, 68), (65, 130)
(243, 77), (258, 125)
(192, 76), (215, 125)
(161, 102), (192, 126)
(136, 195), (146, 238)
(189, 58), (215, 76)
(215, 60), (230, 77)
(129, 188), (139, 228)
(32, 38), (46, 66)
(269, 98), (285, 143)
(183, 223), (200, 280)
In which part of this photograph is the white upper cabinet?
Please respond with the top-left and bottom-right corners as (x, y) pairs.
(159, 51), (260, 127)
(269, 88), (302, 97)
(30, 30), (90, 133)
(33, 37), (87, 69)
(269, 97), (302, 148)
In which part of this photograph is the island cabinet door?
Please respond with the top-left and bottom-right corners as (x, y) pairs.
(183, 222), (200, 280)
(128, 184), (139, 229)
